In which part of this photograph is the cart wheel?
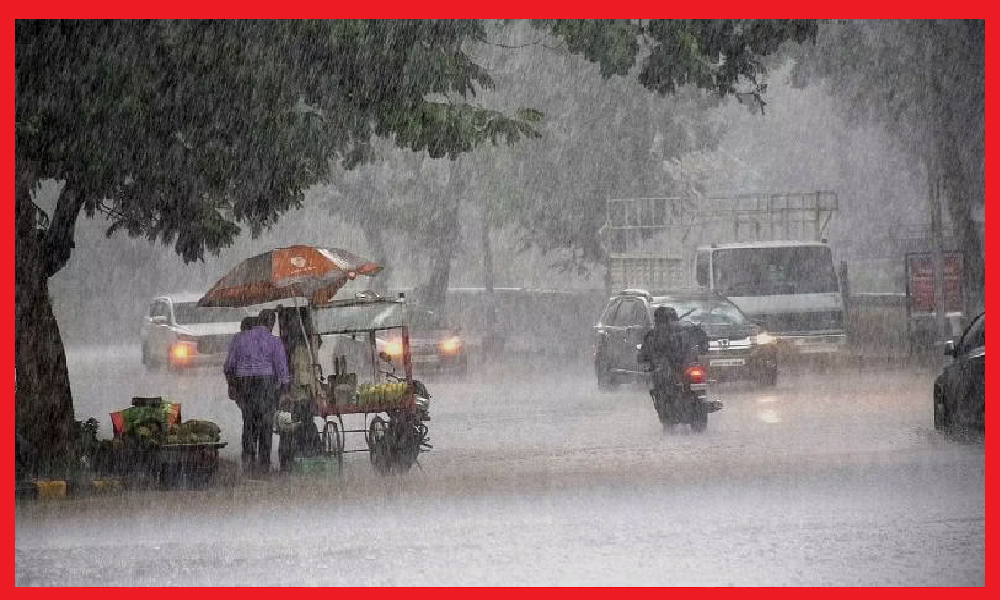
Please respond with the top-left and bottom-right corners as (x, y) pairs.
(323, 419), (344, 468)
(368, 417), (391, 476)
(389, 416), (421, 474)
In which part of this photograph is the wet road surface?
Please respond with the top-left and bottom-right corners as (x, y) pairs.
(15, 347), (985, 585)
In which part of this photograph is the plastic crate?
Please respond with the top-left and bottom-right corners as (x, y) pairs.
(35, 480), (67, 499)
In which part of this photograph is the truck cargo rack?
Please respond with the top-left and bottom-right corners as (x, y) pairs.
(602, 191), (839, 257)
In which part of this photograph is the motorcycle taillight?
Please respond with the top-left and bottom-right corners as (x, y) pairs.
(684, 365), (706, 384)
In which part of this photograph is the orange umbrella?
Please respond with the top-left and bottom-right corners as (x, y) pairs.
(197, 245), (383, 307)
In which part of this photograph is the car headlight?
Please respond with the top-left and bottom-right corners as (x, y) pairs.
(755, 332), (776, 345)
(440, 336), (461, 354)
(384, 340), (404, 356)
(170, 340), (197, 362)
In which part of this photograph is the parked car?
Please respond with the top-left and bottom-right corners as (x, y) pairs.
(934, 311), (985, 432)
(140, 293), (251, 372)
(594, 288), (779, 390)
(325, 300), (468, 378)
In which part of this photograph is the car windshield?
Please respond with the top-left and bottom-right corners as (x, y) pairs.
(314, 302), (407, 334)
(652, 299), (747, 327)
(407, 308), (446, 329)
(712, 246), (839, 296)
(961, 313), (985, 350)
(172, 303), (249, 325)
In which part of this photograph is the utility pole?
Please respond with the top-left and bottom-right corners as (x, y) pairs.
(481, 207), (497, 353)
(928, 161), (949, 353)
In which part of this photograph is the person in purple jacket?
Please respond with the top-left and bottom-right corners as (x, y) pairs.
(224, 309), (290, 477)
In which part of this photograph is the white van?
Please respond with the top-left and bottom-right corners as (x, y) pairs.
(695, 241), (847, 354)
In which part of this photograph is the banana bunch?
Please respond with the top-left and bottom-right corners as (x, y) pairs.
(355, 382), (410, 408)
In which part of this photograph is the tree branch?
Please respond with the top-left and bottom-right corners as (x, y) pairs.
(95, 199), (128, 223)
(15, 176), (41, 241)
(43, 185), (87, 277)
(481, 39), (563, 51)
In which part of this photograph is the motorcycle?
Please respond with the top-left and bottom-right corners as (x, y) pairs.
(648, 362), (723, 432)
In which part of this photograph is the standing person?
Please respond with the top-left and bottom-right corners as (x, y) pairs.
(276, 306), (324, 471)
(224, 310), (289, 477)
(227, 316), (258, 405)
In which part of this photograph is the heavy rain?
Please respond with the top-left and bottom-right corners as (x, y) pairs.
(15, 20), (985, 586)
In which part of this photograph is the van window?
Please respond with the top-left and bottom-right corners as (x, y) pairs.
(712, 246), (839, 296)
(615, 300), (644, 327)
(150, 301), (169, 320)
(610, 300), (634, 327)
(606, 301), (624, 327)
(696, 251), (710, 286)
(600, 300), (620, 325)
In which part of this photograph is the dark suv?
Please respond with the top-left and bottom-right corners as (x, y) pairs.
(593, 289), (779, 390)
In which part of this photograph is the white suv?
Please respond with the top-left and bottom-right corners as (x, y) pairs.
(140, 293), (251, 372)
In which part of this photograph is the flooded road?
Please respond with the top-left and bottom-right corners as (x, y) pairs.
(15, 347), (985, 585)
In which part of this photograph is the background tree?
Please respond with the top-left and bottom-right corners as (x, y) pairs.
(485, 20), (818, 276)
(789, 19), (985, 315)
(315, 20), (819, 304)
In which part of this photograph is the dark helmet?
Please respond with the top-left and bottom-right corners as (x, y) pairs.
(653, 306), (678, 324)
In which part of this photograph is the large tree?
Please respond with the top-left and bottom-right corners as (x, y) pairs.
(15, 19), (539, 474)
(790, 19), (985, 315)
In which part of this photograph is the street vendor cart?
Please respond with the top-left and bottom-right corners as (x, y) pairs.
(296, 294), (432, 475)
(198, 245), (431, 476)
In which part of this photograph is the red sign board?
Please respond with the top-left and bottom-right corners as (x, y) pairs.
(905, 252), (964, 315)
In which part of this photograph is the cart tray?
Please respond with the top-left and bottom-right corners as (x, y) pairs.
(324, 404), (415, 415)
(158, 442), (228, 451)
(156, 442), (225, 469)
(160, 442), (229, 448)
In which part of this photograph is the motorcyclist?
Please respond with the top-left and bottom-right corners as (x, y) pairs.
(638, 306), (709, 403)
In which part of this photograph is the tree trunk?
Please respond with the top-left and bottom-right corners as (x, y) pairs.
(945, 173), (986, 319)
(481, 210), (499, 353)
(423, 194), (462, 310)
(424, 240), (455, 309)
(928, 167), (949, 348)
(15, 178), (84, 477)
(16, 265), (77, 476)
(957, 212), (985, 317)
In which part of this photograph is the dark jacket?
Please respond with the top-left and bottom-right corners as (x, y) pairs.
(638, 321), (708, 376)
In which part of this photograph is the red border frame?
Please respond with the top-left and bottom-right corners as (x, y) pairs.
(9, 7), (992, 594)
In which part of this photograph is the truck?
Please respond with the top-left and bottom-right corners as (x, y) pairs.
(600, 191), (848, 355)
